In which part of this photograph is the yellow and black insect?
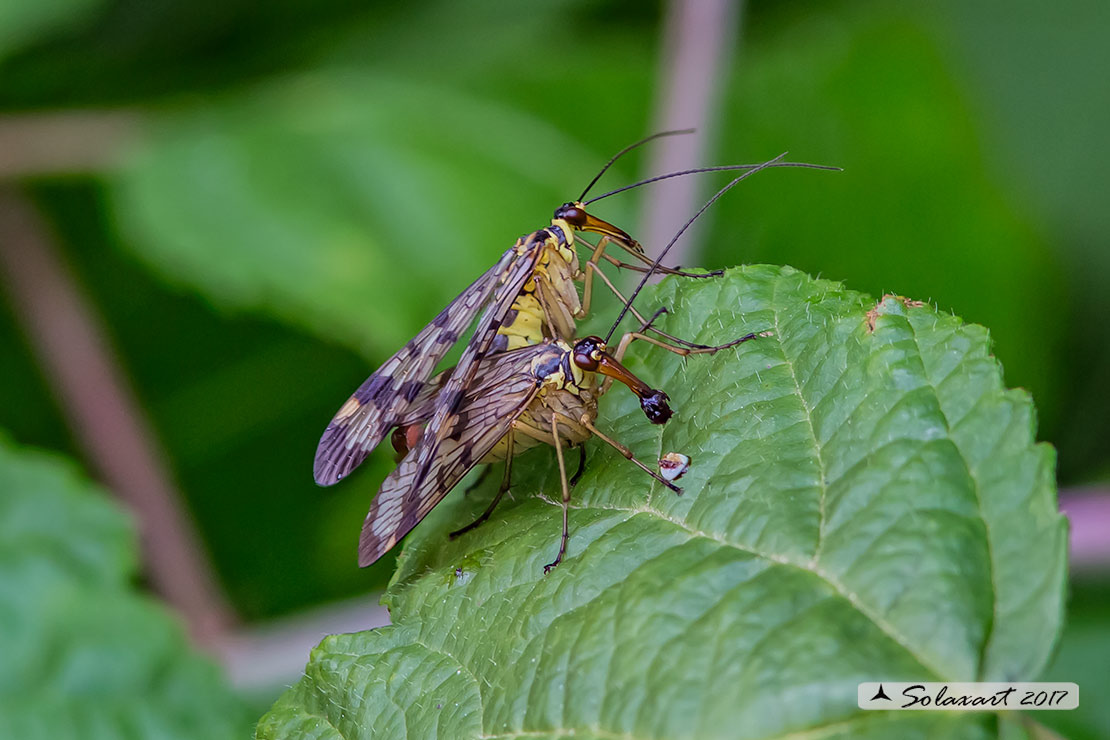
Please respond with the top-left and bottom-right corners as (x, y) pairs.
(352, 165), (785, 571)
(360, 334), (676, 570)
(314, 134), (829, 487)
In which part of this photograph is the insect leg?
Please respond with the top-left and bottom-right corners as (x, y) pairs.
(569, 446), (587, 486)
(584, 232), (721, 278)
(611, 328), (764, 364)
(598, 251), (723, 279)
(449, 433), (515, 539)
(581, 252), (718, 351)
(570, 412), (682, 494)
(594, 306), (747, 395)
(543, 411), (573, 573)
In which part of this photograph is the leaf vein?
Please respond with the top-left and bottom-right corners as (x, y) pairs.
(546, 498), (945, 679)
(769, 279), (829, 563)
(900, 317), (998, 680)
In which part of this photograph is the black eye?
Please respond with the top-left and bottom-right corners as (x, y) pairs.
(555, 203), (587, 227)
(573, 351), (599, 371)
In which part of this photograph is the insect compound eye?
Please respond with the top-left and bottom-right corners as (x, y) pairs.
(554, 202), (588, 227)
(571, 336), (604, 371)
(573, 351), (599, 371)
(640, 389), (673, 425)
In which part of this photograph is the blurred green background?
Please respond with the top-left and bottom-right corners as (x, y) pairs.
(1, 0), (1107, 736)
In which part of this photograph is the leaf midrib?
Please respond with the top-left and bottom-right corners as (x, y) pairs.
(769, 279), (831, 565)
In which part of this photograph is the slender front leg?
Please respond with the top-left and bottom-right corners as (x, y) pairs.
(573, 413), (682, 495)
(581, 235), (691, 318)
(450, 433), (515, 539)
(543, 412), (573, 573)
(581, 255), (717, 351)
(598, 251), (723, 279)
(582, 233), (722, 277)
(569, 445), (587, 487)
(611, 328), (765, 364)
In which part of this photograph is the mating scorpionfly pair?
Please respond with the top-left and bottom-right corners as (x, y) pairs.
(313, 131), (835, 571)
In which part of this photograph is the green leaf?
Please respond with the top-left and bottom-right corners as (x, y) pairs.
(110, 74), (610, 359)
(712, 10), (1067, 437)
(1034, 579), (1110, 740)
(0, 434), (251, 739)
(257, 266), (1065, 740)
(0, 0), (104, 62)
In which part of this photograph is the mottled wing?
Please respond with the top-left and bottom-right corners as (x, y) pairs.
(357, 344), (548, 566)
(313, 250), (515, 486)
(400, 245), (544, 500)
(393, 370), (447, 426)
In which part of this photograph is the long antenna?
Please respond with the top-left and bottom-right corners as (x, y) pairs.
(604, 153), (790, 343)
(577, 129), (695, 202)
(585, 161), (840, 205)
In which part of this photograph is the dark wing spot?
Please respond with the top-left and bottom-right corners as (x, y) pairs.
(449, 410), (469, 440)
(356, 374), (393, 403)
(400, 381), (424, 402)
(435, 464), (450, 490)
(442, 389), (465, 414)
(490, 334), (509, 353)
(435, 330), (459, 344)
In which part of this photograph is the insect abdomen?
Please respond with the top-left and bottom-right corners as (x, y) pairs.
(495, 229), (580, 351)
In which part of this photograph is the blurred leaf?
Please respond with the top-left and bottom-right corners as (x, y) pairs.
(111, 74), (612, 359)
(0, 433), (251, 739)
(708, 9), (1067, 440)
(998, 715), (1069, 740)
(257, 266), (1065, 739)
(6, 184), (396, 619)
(930, 0), (1110, 482)
(0, 0), (103, 62)
(932, 0), (1110, 267)
(1034, 579), (1110, 740)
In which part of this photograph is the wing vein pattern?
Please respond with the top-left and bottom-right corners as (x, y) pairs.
(313, 250), (517, 485)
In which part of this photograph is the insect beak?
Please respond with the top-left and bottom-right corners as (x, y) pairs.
(580, 213), (644, 255)
(594, 353), (674, 424)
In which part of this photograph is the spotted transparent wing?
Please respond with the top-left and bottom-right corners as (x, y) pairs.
(313, 249), (516, 486)
(393, 369), (449, 426)
(398, 247), (545, 502)
(358, 343), (551, 566)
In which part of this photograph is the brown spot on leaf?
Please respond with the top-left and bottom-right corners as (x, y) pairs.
(866, 294), (927, 333)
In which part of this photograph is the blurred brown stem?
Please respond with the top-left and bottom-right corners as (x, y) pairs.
(1060, 489), (1110, 571)
(0, 189), (235, 648)
(0, 111), (141, 177)
(640, 0), (739, 266)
